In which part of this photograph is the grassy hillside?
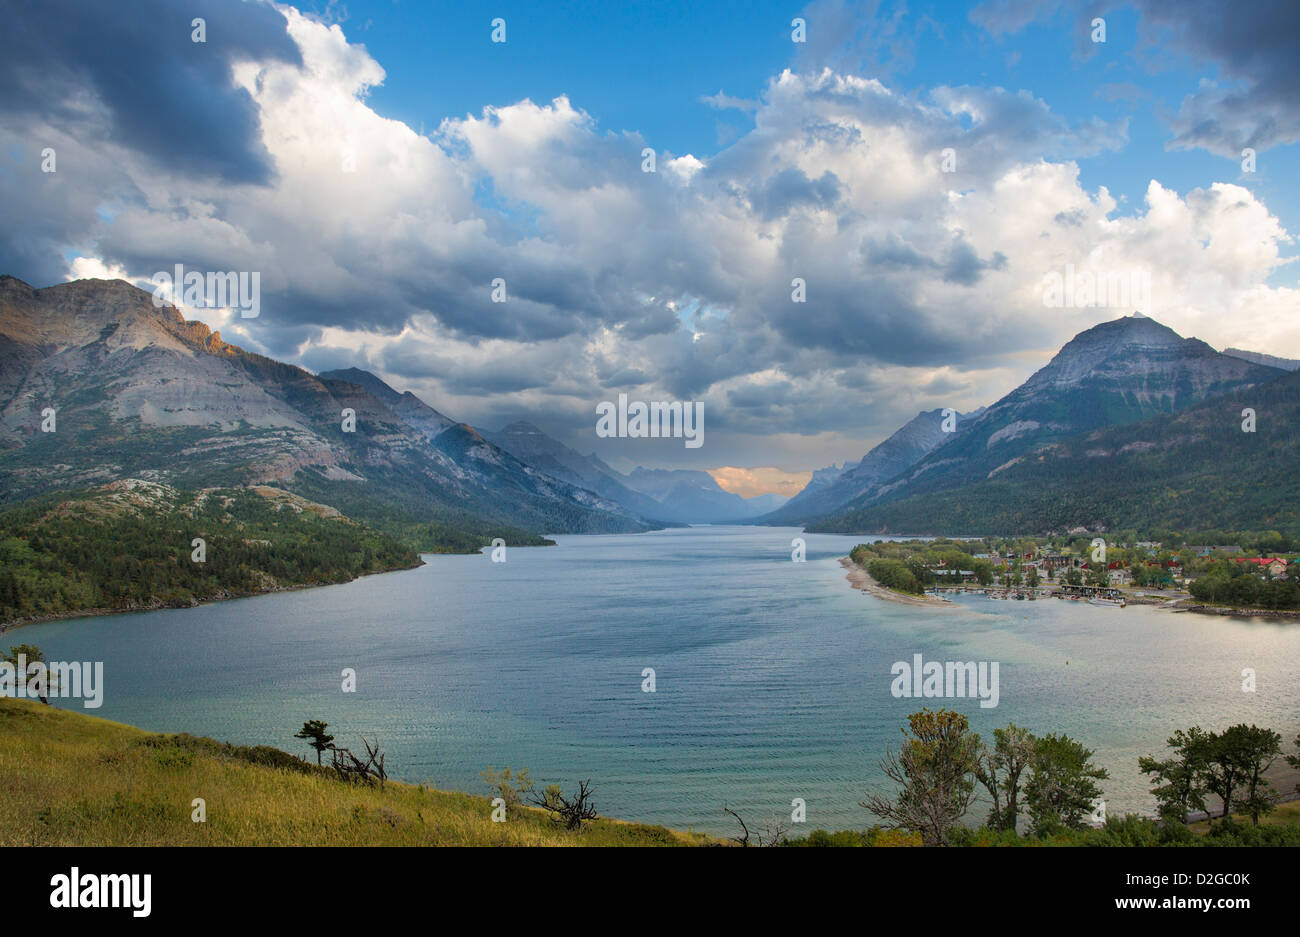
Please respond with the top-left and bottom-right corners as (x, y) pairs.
(0, 481), (421, 626)
(286, 470), (555, 552)
(5, 700), (1296, 846)
(0, 699), (713, 846)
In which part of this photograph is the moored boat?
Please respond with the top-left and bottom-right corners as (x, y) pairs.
(1088, 596), (1126, 608)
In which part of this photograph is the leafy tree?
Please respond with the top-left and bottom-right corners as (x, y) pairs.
(481, 766), (534, 806)
(0, 487), (419, 626)
(1085, 566), (1110, 588)
(861, 708), (981, 846)
(1201, 727), (1250, 821)
(1286, 733), (1300, 795)
(1226, 724), (1282, 825)
(975, 723), (1035, 832)
(1025, 733), (1109, 836)
(1138, 727), (1211, 825)
(293, 719), (335, 765)
(3, 643), (56, 704)
(863, 557), (924, 594)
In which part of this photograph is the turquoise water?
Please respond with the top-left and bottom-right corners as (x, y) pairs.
(21, 526), (1300, 834)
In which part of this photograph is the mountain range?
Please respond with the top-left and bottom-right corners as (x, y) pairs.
(797, 312), (1290, 535)
(757, 406), (984, 525)
(811, 364), (1300, 536)
(0, 276), (658, 550)
(482, 423), (786, 524)
(2, 277), (1293, 541)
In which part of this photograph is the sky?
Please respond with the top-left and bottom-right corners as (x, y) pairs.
(2, 0), (1298, 494)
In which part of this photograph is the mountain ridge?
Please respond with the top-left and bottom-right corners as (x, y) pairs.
(0, 276), (657, 548)
(810, 313), (1292, 535)
(809, 366), (1300, 536)
(813, 312), (1284, 527)
(758, 406), (984, 525)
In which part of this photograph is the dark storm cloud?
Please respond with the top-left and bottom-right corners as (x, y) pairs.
(752, 168), (842, 220)
(971, 0), (1300, 156)
(764, 273), (964, 368)
(942, 241), (1006, 286)
(598, 367), (652, 386)
(863, 234), (937, 272)
(377, 341), (569, 396)
(863, 234), (1006, 287)
(0, 0), (299, 184)
(1139, 0), (1300, 156)
(726, 380), (796, 410)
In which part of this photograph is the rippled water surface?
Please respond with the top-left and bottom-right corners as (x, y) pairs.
(27, 526), (1300, 833)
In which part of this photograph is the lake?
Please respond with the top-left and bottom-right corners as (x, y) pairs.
(22, 525), (1300, 835)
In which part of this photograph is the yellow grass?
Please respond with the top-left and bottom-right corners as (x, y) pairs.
(1187, 798), (1300, 834)
(0, 698), (717, 846)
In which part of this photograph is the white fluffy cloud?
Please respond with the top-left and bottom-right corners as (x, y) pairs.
(3, 4), (1296, 470)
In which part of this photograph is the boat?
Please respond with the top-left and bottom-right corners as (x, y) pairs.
(1088, 597), (1126, 608)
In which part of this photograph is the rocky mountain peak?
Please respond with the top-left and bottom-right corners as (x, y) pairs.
(0, 274), (37, 299)
(318, 367), (401, 402)
(0, 275), (225, 357)
(1024, 313), (1203, 390)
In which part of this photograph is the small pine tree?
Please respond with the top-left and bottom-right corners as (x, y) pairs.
(294, 720), (335, 765)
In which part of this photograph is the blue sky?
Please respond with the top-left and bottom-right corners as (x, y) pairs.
(3, 0), (1298, 486)
(338, 0), (1298, 275)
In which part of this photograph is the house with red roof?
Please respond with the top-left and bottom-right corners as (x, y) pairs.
(1234, 558), (1289, 577)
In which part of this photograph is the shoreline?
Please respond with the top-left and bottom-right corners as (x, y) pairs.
(1179, 603), (1300, 621)
(834, 563), (1300, 622)
(0, 558), (427, 636)
(839, 557), (957, 608)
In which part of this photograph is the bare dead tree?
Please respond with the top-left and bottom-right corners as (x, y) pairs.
(723, 805), (791, 847)
(528, 779), (598, 830)
(723, 804), (751, 846)
(328, 735), (387, 789)
(757, 812), (792, 846)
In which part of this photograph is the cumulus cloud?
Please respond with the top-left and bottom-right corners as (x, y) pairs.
(1, 0), (1296, 473)
(0, 0), (299, 184)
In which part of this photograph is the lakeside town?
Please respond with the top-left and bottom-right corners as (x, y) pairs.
(847, 534), (1300, 616)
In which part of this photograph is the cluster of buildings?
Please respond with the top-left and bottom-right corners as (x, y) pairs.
(1233, 557), (1290, 578)
(926, 542), (1294, 591)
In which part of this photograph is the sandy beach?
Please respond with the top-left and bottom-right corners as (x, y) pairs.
(839, 556), (957, 608)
